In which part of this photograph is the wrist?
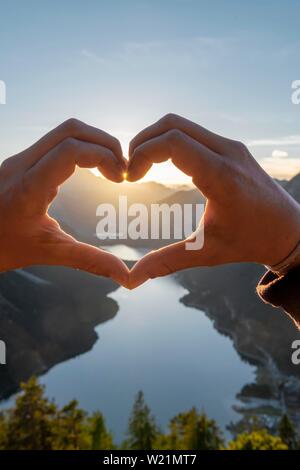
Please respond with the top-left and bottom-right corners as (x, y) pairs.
(267, 239), (300, 275)
(262, 195), (300, 268)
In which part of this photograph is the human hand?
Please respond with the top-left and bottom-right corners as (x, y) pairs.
(0, 119), (129, 286)
(127, 114), (300, 288)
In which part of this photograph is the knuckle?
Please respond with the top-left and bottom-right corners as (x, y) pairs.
(231, 140), (249, 157)
(129, 136), (140, 157)
(218, 158), (233, 179)
(201, 157), (232, 196)
(111, 135), (119, 146)
(128, 140), (135, 157)
(62, 117), (83, 134)
(166, 128), (184, 146)
(217, 157), (246, 194)
(59, 137), (80, 156)
(217, 157), (236, 181)
(132, 145), (148, 161)
(0, 156), (17, 174)
(162, 112), (179, 127)
(111, 136), (122, 152)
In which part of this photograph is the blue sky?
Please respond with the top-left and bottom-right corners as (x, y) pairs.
(0, 0), (300, 181)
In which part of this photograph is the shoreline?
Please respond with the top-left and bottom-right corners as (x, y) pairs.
(177, 277), (300, 432)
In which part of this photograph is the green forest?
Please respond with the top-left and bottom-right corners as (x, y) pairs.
(0, 377), (298, 450)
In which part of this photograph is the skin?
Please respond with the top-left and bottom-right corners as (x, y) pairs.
(1, 115), (300, 290)
(0, 118), (130, 286)
(127, 113), (300, 289)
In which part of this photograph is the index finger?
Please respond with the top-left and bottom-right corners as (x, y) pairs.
(129, 113), (234, 157)
(17, 118), (126, 171)
(24, 138), (124, 202)
(127, 129), (223, 198)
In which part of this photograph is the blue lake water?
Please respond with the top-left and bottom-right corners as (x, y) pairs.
(9, 245), (256, 443)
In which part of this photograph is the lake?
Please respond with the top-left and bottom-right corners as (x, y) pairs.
(21, 244), (254, 443)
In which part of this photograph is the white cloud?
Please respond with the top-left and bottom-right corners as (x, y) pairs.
(272, 149), (289, 159)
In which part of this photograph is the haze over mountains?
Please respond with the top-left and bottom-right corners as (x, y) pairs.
(49, 169), (177, 244)
(49, 168), (202, 247)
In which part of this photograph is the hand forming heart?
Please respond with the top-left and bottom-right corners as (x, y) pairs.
(1, 115), (300, 289)
(0, 119), (129, 285)
(127, 114), (300, 288)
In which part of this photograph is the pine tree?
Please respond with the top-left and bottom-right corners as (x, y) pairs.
(278, 414), (298, 450)
(5, 377), (57, 450)
(87, 411), (115, 450)
(54, 399), (88, 450)
(124, 391), (158, 450)
(164, 408), (224, 450)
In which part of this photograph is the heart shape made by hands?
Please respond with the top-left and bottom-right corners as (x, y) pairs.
(2, 115), (290, 289)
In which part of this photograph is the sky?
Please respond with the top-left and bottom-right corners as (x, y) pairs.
(0, 0), (300, 182)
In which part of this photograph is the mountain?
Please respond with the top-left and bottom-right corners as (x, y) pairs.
(0, 266), (118, 399)
(50, 169), (177, 244)
(178, 263), (300, 375)
(284, 172), (300, 201)
(158, 188), (205, 206)
(275, 178), (289, 188)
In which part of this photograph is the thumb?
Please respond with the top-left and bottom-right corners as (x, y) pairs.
(129, 234), (204, 289)
(52, 240), (130, 287)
